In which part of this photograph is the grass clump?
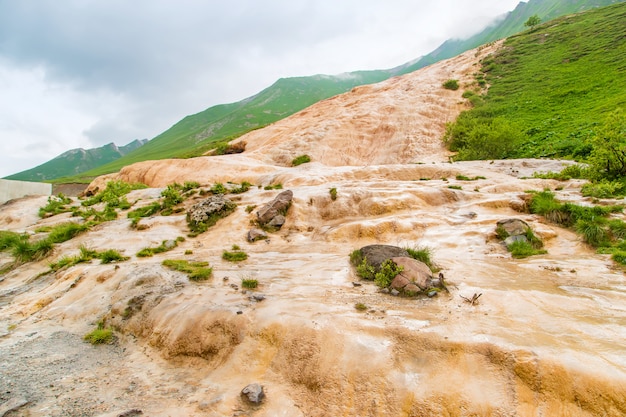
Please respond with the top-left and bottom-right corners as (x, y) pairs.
(245, 205), (257, 213)
(97, 249), (129, 264)
(264, 183), (283, 190)
(82, 180), (145, 208)
(448, 185), (463, 190)
(83, 321), (113, 345)
(41, 222), (91, 244)
(162, 259), (212, 281)
(137, 239), (179, 257)
(354, 303), (368, 311)
(292, 154), (311, 166)
(329, 188), (338, 201)
(39, 194), (73, 218)
(222, 245), (248, 262)
(404, 245), (438, 272)
(442, 79), (460, 90)
(455, 175), (486, 181)
(241, 278), (258, 289)
(508, 240), (547, 259)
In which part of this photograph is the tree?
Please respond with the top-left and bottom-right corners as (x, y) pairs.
(589, 109), (626, 179)
(524, 14), (541, 30)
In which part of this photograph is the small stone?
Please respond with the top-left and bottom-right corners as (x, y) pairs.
(241, 383), (265, 405)
(390, 289), (400, 296)
(352, 282), (362, 287)
(230, 284), (239, 290)
(236, 311), (243, 315)
(251, 293), (266, 302)
(427, 291), (438, 298)
(380, 288), (390, 294)
(223, 276), (230, 281)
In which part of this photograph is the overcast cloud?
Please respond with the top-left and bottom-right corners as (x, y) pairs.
(0, 0), (520, 178)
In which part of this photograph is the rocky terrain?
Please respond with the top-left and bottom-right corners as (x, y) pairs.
(1, 42), (626, 417)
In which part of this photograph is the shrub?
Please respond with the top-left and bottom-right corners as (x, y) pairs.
(82, 180), (146, 208)
(442, 79), (460, 90)
(575, 219), (610, 248)
(241, 278), (258, 289)
(495, 226), (510, 240)
(230, 181), (252, 194)
(245, 205), (257, 213)
(374, 259), (403, 288)
(581, 180), (626, 198)
(292, 155), (311, 166)
(211, 183), (227, 195)
(355, 257), (375, 280)
(182, 181), (201, 192)
(445, 117), (525, 161)
(161, 185), (184, 209)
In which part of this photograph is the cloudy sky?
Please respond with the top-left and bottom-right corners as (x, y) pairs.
(0, 0), (521, 178)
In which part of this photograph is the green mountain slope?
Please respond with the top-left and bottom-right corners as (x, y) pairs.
(4, 139), (147, 182)
(48, 0), (624, 182)
(444, 2), (626, 161)
(78, 71), (391, 179)
(396, 0), (622, 74)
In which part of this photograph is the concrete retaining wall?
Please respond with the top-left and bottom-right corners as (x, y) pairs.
(0, 179), (51, 204)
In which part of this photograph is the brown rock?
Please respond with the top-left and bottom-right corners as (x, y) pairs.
(391, 257), (433, 290)
(404, 283), (421, 294)
(496, 218), (530, 237)
(359, 245), (410, 271)
(257, 190), (293, 225)
(390, 274), (410, 290)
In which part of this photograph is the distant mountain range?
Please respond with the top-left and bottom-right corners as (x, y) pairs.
(4, 139), (147, 182)
(5, 0), (623, 183)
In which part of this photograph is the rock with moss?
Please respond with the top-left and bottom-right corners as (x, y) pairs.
(186, 195), (236, 233)
(358, 245), (410, 271)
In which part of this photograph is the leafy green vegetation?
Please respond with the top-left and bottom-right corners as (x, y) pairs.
(264, 183), (283, 190)
(445, 3), (626, 164)
(508, 240), (547, 258)
(36, 222), (91, 244)
(162, 259), (213, 281)
(82, 180), (146, 208)
(292, 154), (311, 166)
(456, 175), (486, 181)
(524, 14), (541, 30)
(374, 259), (404, 288)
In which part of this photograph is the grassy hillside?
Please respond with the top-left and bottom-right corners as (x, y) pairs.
(445, 2), (626, 162)
(396, 0), (621, 74)
(76, 71), (390, 180)
(54, 0), (623, 183)
(4, 139), (147, 182)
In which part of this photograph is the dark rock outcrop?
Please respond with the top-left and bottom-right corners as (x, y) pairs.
(359, 245), (410, 271)
(256, 190), (293, 229)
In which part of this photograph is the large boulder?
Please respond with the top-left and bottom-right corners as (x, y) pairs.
(359, 245), (410, 271)
(391, 257), (433, 290)
(186, 195), (236, 229)
(257, 190), (293, 227)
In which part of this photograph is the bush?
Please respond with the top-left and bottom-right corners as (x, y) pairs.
(211, 183), (227, 195)
(442, 79), (460, 90)
(355, 257), (375, 280)
(374, 259), (403, 288)
(292, 155), (311, 166)
(445, 117), (525, 161)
